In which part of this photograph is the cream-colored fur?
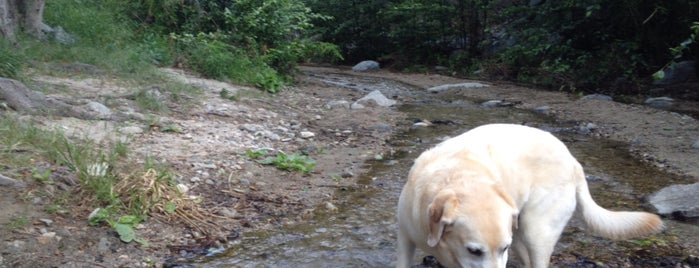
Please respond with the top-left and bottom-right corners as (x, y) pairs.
(396, 124), (663, 268)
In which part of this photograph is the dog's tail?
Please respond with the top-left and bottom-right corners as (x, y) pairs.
(575, 165), (663, 240)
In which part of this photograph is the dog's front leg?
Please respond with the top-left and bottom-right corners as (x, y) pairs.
(396, 229), (416, 268)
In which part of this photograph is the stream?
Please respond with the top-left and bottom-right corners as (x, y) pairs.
(188, 71), (698, 267)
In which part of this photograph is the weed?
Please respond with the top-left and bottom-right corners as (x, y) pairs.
(246, 148), (315, 172)
(257, 151), (315, 173)
(133, 88), (166, 112)
(31, 167), (52, 184)
(329, 173), (342, 182)
(7, 215), (29, 230)
(245, 148), (268, 159)
(160, 124), (181, 133)
(219, 88), (238, 101)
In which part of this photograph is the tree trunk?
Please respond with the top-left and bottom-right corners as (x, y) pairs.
(20, 0), (45, 38)
(0, 0), (19, 42)
(0, 0), (45, 41)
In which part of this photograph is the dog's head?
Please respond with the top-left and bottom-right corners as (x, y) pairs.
(426, 186), (518, 268)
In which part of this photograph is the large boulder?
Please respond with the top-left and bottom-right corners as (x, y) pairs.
(653, 60), (696, 85)
(648, 182), (699, 218)
(352, 60), (380, 71)
(351, 90), (396, 109)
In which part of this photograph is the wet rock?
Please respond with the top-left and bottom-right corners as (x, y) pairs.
(648, 182), (699, 218)
(427, 82), (489, 93)
(581, 94), (613, 101)
(352, 60), (380, 71)
(353, 90), (396, 108)
(644, 97), (674, 109)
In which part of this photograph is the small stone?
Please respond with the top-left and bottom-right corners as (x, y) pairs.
(97, 237), (111, 253)
(300, 131), (315, 139)
(219, 207), (238, 218)
(325, 202), (338, 212)
(190, 177), (201, 183)
(241, 124), (264, 132)
(581, 94), (613, 101)
(533, 106), (550, 113)
(692, 140), (699, 149)
(480, 100), (502, 107)
(120, 126), (143, 135)
(39, 218), (53, 226)
(176, 183), (189, 194)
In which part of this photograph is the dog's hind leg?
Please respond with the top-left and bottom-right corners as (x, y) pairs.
(396, 228), (416, 268)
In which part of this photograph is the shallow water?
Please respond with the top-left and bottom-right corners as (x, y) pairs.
(190, 71), (697, 267)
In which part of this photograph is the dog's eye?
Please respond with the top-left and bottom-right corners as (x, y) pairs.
(467, 247), (483, 257)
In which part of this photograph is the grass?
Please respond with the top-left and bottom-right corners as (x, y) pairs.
(0, 114), (217, 243)
(246, 149), (316, 173)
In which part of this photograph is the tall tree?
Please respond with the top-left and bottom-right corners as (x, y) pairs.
(0, 0), (45, 42)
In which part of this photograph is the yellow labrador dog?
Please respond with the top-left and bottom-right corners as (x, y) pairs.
(396, 124), (663, 268)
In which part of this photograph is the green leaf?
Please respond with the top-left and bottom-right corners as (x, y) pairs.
(651, 70), (665, 81)
(87, 207), (109, 226)
(114, 223), (135, 243)
(165, 202), (177, 213)
(117, 215), (142, 225)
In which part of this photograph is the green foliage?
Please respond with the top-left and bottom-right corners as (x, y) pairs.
(247, 149), (315, 173)
(245, 148), (268, 159)
(88, 208), (147, 244)
(7, 215), (29, 230)
(0, 43), (23, 79)
(653, 21), (699, 81)
(219, 88), (238, 101)
(225, 0), (327, 47)
(31, 0), (153, 74)
(170, 32), (284, 92)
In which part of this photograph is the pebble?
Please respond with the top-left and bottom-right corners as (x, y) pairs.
(97, 237), (111, 253)
(219, 207), (237, 218)
(39, 218), (53, 226)
(533, 106), (550, 113)
(692, 140), (699, 149)
(581, 94), (613, 101)
(300, 131), (315, 138)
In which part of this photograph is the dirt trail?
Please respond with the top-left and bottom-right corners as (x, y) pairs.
(0, 65), (697, 267)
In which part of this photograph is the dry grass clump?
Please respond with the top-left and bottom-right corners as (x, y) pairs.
(112, 168), (220, 234)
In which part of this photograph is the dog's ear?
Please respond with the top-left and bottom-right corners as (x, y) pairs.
(427, 190), (458, 247)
